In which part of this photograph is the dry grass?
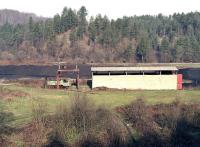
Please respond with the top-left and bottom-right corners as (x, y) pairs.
(0, 84), (200, 127)
(0, 84), (199, 146)
(0, 87), (29, 101)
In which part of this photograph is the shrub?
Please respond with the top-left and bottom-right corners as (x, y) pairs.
(46, 94), (128, 146)
(118, 99), (200, 146)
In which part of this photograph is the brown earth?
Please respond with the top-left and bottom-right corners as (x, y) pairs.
(0, 87), (29, 101)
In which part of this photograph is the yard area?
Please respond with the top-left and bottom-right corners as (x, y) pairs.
(0, 84), (200, 127)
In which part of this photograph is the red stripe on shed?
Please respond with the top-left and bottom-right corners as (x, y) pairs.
(177, 74), (183, 90)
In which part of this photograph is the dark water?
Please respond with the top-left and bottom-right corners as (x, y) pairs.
(0, 65), (200, 87)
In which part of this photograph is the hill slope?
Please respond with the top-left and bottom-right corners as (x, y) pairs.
(0, 7), (200, 64)
(0, 9), (46, 25)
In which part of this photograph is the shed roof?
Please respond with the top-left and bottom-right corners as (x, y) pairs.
(91, 66), (178, 72)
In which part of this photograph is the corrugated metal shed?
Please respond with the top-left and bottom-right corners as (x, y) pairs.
(91, 66), (178, 72)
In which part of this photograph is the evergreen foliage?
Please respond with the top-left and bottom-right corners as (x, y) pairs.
(1, 7), (200, 62)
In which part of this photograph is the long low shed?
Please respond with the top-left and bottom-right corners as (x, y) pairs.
(91, 66), (182, 90)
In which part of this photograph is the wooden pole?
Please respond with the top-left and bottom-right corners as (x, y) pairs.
(56, 71), (60, 89)
(77, 71), (79, 89)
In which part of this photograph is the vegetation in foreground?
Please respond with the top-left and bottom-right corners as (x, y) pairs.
(0, 84), (200, 146)
(0, 84), (200, 125)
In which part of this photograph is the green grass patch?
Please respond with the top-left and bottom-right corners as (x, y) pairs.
(0, 85), (200, 126)
(88, 89), (200, 108)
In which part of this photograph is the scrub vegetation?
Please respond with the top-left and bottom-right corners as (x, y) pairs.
(0, 85), (200, 146)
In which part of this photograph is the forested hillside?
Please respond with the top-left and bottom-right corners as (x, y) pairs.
(0, 6), (200, 63)
(0, 9), (46, 26)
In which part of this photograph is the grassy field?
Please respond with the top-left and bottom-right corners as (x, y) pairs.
(0, 84), (200, 126)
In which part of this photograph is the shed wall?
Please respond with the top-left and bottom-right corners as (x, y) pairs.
(92, 75), (178, 90)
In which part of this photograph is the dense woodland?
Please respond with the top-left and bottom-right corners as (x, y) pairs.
(0, 7), (200, 63)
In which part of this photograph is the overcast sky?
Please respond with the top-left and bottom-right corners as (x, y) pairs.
(0, 0), (200, 19)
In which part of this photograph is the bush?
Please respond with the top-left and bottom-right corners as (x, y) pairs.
(118, 99), (200, 147)
(46, 94), (128, 146)
(32, 102), (48, 123)
(20, 103), (50, 146)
